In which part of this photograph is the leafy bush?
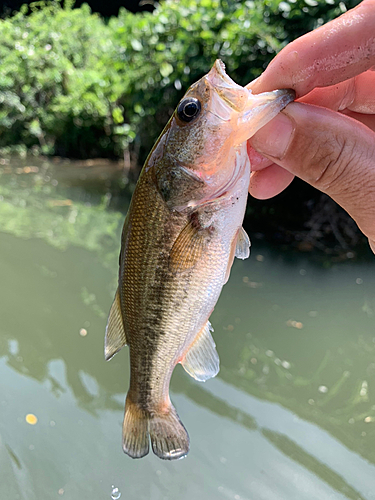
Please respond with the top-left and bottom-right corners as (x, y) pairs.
(0, 0), (360, 161)
(0, 0), (124, 157)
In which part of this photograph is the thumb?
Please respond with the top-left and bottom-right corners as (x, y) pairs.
(249, 102), (375, 249)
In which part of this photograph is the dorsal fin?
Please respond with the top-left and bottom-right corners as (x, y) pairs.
(104, 289), (127, 361)
(181, 321), (219, 381)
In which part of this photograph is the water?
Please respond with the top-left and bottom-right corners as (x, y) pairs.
(1, 158), (375, 499)
(111, 485), (121, 499)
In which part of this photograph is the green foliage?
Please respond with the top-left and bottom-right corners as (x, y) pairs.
(0, 1), (125, 157)
(0, 0), (360, 160)
(263, 0), (361, 41)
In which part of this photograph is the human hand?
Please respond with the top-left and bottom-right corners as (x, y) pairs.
(246, 0), (375, 253)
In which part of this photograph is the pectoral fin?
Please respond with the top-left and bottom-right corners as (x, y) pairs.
(104, 289), (127, 361)
(181, 321), (219, 381)
(169, 219), (211, 273)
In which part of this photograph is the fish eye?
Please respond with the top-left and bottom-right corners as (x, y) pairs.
(177, 98), (201, 123)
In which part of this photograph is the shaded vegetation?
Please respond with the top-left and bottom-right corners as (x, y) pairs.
(0, 0), (360, 161)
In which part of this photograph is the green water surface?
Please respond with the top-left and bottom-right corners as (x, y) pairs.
(0, 158), (374, 500)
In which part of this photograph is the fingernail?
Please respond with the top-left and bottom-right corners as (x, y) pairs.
(250, 112), (294, 160)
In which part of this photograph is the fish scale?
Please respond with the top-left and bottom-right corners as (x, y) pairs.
(104, 59), (295, 460)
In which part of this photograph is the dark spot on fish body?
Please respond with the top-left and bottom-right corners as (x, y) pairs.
(192, 210), (216, 234)
(190, 211), (201, 229)
(145, 268), (170, 334)
(159, 180), (172, 203)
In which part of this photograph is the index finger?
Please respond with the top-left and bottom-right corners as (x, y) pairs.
(248, 0), (375, 97)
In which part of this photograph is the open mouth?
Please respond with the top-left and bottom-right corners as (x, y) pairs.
(238, 87), (295, 141)
(206, 60), (248, 112)
(206, 60), (295, 127)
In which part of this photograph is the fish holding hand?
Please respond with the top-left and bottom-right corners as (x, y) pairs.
(105, 60), (294, 460)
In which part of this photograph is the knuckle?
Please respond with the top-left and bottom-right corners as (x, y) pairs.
(304, 134), (357, 194)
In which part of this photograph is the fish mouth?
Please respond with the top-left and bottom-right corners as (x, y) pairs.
(206, 60), (295, 137)
(237, 87), (295, 143)
(206, 60), (248, 113)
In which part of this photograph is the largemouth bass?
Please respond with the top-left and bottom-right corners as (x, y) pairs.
(105, 60), (294, 460)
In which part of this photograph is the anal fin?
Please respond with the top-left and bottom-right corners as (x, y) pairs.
(181, 321), (219, 382)
(104, 288), (127, 361)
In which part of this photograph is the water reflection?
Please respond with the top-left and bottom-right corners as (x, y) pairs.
(206, 378), (375, 500)
(1, 158), (375, 499)
(262, 429), (365, 500)
(215, 252), (375, 466)
(0, 156), (128, 270)
(0, 233), (125, 414)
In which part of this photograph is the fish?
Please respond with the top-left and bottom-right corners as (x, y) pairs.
(105, 60), (294, 460)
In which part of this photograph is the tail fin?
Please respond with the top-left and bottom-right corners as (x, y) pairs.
(149, 405), (189, 460)
(122, 397), (149, 459)
(122, 396), (189, 460)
